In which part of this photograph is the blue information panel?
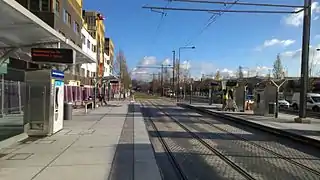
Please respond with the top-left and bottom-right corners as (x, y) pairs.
(51, 70), (64, 79)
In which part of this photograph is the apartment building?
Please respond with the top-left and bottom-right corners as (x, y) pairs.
(105, 38), (114, 66)
(82, 10), (105, 79)
(16, 0), (83, 47)
(103, 53), (111, 77)
(103, 38), (114, 77)
(15, 0), (85, 83)
(81, 22), (97, 80)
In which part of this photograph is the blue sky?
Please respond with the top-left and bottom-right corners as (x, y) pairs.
(84, 0), (320, 79)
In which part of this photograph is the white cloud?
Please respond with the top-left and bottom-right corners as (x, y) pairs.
(263, 39), (295, 47)
(180, 60), (191, 70)
(255, 38), (295, 51)
(281, 44), (320, 76)
(283, 2), (320, 27)
(161, 58), (171, 66)
(139, 56), (157, 66)
(220, 68), (235, 78)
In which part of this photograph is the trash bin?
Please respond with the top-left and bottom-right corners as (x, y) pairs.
(64, 102), (73, 120)
(268, 102), (276, 114)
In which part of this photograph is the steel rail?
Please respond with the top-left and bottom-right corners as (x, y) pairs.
(149, 100), (256, 180)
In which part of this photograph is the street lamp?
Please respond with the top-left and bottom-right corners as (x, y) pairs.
(177, 46), (195, 101)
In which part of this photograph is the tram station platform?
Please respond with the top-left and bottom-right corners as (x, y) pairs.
(178, 102), (320, 147)
(0, 101), (161, 180)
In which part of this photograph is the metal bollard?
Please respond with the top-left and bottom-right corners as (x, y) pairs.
(64, 102), (73, 120)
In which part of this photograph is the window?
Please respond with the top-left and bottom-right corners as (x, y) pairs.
(30, 0), (40, 11)
(67, 13), (71, 26)
(87, 40), (90, 49)
(73, 21), (80, 34)
(63, 9), (71, 26)
(82, 34), (86, 45)
(106, 60), (110, 65)
(55, 0), (60, 13)
(63, 9), (67, 22)
(89, 32), (96, 38)
(92, 45), (97, 53)
(40, 0), (49, 11)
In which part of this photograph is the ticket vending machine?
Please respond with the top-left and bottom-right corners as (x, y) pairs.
(24, 69), (64, 136)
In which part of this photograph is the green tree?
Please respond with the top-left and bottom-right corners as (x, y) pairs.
(273, 54), (284, 79)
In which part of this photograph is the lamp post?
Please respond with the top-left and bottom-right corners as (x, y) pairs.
(172, 50), (176, 100)
(178, 46), (195, 101)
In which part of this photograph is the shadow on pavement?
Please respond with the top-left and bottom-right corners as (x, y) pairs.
(108, 104), (134, 180)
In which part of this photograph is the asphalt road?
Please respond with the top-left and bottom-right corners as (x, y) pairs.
(141, 99), (320, 180)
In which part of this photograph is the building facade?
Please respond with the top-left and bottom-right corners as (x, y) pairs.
(16, 0), (83, 47)
(103, 52), (112, 77)
(82, 10), (105, 79)
(105, 38), (114, 65)
(81, 22), (97, 79)
(16, 0), (86, 84)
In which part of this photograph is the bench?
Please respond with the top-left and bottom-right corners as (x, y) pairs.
(83, 100), (94, 114)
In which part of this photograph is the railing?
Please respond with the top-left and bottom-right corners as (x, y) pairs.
(0, 80), (25, 115)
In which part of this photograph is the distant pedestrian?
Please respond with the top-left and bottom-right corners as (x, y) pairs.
(222, 89), (228, 109)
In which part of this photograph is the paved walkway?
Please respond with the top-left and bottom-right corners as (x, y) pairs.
(179, 103), (320, 145)
(0, 101), (161, 180)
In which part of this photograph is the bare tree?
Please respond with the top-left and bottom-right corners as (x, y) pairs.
(115, 50), (131, 90)
(273, 54), (284, 79)
(214, 71), (221, 80)
(237, 66), (244, 79)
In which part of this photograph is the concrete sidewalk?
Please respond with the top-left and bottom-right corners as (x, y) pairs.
(179, 103), (320, 148)
(0, 101), (161, 180)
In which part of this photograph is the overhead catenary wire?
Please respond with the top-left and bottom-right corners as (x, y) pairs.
(169, 0), (304, 8)
(152, 1), (172, 42)
(143, 0), (302, 46)
(185, 0), (240, 46)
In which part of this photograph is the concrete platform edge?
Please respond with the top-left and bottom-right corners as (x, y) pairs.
(133, 102), (162, 180)
(178, 103), (320, 149)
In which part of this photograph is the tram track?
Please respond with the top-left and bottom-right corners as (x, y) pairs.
(143, 100), (256, 180)
(150, 99), (320, 179)
(141, 102), (188, 180)
(191, 113), (320, 176)
(156, 100), (320, 175)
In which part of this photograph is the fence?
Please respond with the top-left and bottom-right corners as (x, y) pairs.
(0, 79), (25, 115)
(0, 78), (123, 115)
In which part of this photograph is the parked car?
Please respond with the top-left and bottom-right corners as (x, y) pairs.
(278, 99), (290, 108)
(291, 92), (320, 112)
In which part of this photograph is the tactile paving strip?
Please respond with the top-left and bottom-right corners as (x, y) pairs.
(7, 153), (33, 160)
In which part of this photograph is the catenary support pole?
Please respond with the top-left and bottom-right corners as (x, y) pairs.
(299, 0), (312, 119)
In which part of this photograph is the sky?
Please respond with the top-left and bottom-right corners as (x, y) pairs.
(84, 0), (320, 80)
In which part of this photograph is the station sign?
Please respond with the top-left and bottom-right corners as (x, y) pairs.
(51, 70), (64, 79)
(31, 48), (74, 64)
